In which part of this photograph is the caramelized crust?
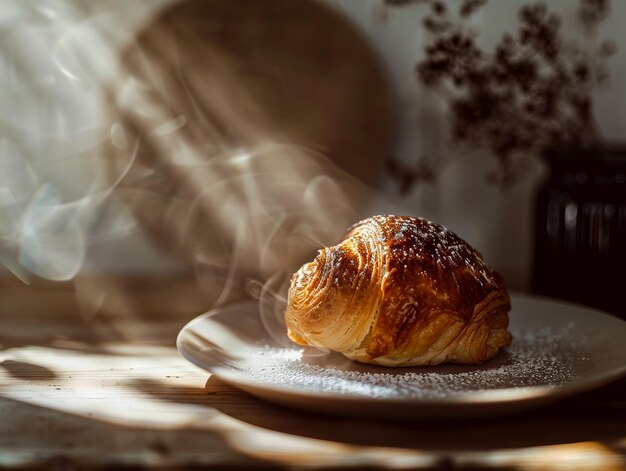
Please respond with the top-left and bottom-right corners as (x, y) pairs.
(285, 215), (512, 366)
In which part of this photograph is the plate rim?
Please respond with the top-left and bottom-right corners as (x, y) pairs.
(176, 293), (626, 407)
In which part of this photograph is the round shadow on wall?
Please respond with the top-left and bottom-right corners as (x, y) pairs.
(104, 0), (391, 294)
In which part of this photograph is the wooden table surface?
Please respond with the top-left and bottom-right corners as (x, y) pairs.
(1, 276), (625, 470)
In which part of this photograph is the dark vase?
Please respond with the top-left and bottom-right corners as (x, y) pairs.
(532, 144), (626, 317)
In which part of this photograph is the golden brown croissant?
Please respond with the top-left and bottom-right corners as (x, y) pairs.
(285, 215), (512, 366)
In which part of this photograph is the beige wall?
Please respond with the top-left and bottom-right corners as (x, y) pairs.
(1, 0), (623, 290)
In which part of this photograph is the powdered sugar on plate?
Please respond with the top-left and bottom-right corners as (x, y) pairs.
(224, 325), (584, 400)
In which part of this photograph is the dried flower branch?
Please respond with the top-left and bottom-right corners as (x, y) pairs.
(386, 0), (616, 191)
(386, 158), (435, 194)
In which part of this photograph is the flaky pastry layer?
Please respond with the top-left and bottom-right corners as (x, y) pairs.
(285, 215), (512, 366)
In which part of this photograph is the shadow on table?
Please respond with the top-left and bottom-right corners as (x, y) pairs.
(0, 360), (58, 381)
(0, 395), (272, 470)
(192, 376), (626, 452)
(127, 375), (626, 452)
(0, 274), (212, 356)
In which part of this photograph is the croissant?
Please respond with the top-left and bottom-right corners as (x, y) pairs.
(285, 215), (512, 366)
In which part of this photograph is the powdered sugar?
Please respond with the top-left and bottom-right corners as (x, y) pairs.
(227, 326), (582, 400)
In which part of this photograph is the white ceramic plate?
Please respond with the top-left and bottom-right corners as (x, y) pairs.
(177, 294), (626, 419)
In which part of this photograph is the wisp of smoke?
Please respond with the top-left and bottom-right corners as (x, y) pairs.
(1, 0), (391, 346)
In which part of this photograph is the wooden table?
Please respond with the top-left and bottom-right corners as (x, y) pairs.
(1, 276), (625, 470)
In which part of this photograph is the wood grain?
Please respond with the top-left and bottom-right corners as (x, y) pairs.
(1, 276), (625, 469)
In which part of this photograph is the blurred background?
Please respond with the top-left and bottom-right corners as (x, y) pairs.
(1, 0), (625, 317)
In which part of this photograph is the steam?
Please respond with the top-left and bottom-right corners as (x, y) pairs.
(0, 1), (148, 283)
(1, 0), (381, 338)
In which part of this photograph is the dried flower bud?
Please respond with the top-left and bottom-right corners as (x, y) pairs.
(600, 39), (617, 56)
(390, 0), (614, 193)
(578, 0), (610, 31)
(432, 1), (445, 15)
(574, 63), (590, 82)
(460, 0), (487, 18)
